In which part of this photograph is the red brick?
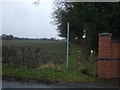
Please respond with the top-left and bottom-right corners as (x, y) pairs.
(98, 33), (119, 78)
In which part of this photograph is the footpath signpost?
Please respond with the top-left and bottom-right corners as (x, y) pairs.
(66, 23), (69, 69)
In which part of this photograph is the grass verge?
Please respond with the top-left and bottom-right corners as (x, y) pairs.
(2, 67), (99, 83)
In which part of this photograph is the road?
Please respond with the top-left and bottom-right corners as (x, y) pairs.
(2, 78), (119, 88)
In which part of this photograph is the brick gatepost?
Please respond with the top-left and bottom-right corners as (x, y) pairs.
(98, 33), (112, 78)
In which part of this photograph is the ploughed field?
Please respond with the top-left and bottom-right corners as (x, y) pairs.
(2, 40), (66, 68)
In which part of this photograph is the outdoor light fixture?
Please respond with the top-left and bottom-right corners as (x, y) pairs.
(91, 50), (93, 53)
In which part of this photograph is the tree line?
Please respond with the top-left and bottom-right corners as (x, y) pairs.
(1, 34), (65, 41)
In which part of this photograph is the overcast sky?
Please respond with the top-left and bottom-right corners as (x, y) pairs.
(0, 0), (63, 39)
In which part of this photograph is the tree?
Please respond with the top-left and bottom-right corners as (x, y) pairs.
(1, 34), (14, 40)
(52, 2), (120, 56)
(52, 2), (84, 41)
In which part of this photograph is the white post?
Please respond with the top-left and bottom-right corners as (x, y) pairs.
(66, 23), (69, 69)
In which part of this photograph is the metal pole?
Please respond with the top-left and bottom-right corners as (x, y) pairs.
(66, 23), (69, 69)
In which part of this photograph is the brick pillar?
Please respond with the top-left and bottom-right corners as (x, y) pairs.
(98, 33), (112, 78)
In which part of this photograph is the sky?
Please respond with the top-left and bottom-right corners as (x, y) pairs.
(0, 0), (64, 39)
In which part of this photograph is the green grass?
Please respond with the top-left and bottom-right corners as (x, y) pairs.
(58, 43), (80, 70)
(2, 67), (99, 83)
(2, 40), (100, 82)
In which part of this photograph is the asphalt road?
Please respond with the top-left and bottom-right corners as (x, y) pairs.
(2, 77), (119, 88)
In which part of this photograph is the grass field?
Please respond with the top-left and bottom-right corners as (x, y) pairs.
(2, 40), (99, 82)
(2, 40), (65, 47)
(2, 40), (66, 66)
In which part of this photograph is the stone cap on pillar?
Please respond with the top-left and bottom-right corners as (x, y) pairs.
(99, 33), (112, 37)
